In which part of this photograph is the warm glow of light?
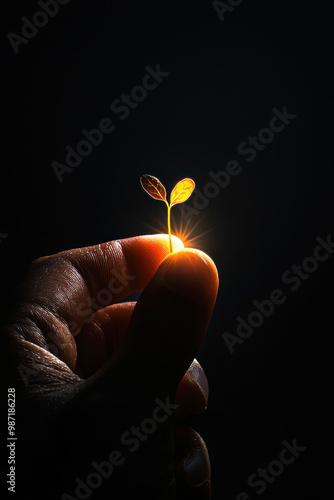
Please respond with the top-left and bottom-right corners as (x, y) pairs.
(138, 206), (213, 251)
(172, 214), (213, 250)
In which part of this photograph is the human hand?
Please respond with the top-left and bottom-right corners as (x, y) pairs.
(5, 234), (218, 499)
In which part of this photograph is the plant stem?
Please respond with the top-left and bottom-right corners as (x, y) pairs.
(167, 204), (172, 252)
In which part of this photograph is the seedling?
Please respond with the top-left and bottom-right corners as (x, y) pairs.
(140, 174), (195, 252)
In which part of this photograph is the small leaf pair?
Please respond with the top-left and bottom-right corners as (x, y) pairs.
(140, 174), (195, 252)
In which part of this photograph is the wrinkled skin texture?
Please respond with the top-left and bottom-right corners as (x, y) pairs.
(4, 235), (218, 499)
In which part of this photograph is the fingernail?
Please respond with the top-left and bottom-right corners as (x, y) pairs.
(184, 452), (211, 489)
(188, 359), (209, 406)
(160, 249), (217, 305)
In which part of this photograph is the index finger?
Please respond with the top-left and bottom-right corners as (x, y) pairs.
(22, 234), (184, 327)
(66, 234), (184, 303)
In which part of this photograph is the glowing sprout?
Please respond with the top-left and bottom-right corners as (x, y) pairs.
(140, 174), (195, 252)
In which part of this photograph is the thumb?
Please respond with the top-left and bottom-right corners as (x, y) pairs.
(116, 247), (219, 391)
(70, 248), (218, 498)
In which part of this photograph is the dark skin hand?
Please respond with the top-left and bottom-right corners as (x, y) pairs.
(4, 234), (219, 499)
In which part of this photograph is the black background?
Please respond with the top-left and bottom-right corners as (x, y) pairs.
(1, 1), (333, 498)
